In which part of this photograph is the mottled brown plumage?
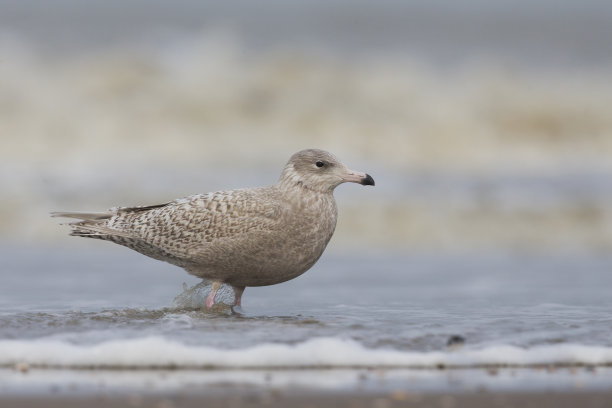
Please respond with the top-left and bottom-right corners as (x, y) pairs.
(52, 149), (374, 308)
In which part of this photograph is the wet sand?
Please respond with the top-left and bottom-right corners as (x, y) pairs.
(3, 366), (612, 408)
(4, 391), (612, 408)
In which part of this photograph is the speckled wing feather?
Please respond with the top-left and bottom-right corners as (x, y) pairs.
(63, 187), (284, 269)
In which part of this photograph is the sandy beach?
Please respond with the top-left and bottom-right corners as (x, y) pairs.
(4, 390), (612, 408)
(2, 366), (612, 408)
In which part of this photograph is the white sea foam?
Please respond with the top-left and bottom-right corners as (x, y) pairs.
(1, 337), (611, 369)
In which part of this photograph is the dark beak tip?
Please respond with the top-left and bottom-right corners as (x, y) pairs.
(361, 174), (375, 186)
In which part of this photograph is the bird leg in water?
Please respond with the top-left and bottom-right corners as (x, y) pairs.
(205, 281), (222, 309)
(232, 286), (245, 307)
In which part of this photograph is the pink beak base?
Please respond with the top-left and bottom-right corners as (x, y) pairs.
(342, 171), (375, 186)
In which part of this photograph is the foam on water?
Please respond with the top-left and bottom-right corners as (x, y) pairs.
(1, 337), (612, 369)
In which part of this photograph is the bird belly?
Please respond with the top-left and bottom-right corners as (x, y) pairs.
(185, 213), (336, 287)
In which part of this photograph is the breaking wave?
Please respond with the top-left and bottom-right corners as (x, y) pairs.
(2, 337), (612, 369)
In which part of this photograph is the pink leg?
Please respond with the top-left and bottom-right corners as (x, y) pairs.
(232, 286), (245, 307)
(205, 281), (222, 309)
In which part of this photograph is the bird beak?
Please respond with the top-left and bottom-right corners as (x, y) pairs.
(342, 170), (375, 186)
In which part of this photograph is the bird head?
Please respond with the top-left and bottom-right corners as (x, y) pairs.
(279, 149), (375, 193)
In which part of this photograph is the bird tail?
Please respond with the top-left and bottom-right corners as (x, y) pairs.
(51, 211), (131, 238)
(50, 211), (112, 221)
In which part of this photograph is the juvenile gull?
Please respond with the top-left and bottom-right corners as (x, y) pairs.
(52, 149), (375, 308)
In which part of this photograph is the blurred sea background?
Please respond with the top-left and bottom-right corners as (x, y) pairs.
(2, 0), (612, 252)
(1, 0), (612, 395)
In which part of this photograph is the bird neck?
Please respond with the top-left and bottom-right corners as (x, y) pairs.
(277, 176), (334, 196)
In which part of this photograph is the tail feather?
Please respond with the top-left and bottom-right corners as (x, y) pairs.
(51, 211), (132, 239)
(50, 211), (112, 221)
(52, 203), (170, 239)
(68, 223), (133, 238)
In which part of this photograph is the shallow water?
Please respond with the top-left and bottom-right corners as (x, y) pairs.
(1, 245), (612, 371)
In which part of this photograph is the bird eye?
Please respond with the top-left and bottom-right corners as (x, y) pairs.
(315, 161), (325, 168)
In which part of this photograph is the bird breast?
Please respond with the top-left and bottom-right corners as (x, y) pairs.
(253, 190), (337, 285)
(201, 189), (338, 287)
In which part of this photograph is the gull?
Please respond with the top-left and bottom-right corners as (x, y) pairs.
(52, 149), (375, 308)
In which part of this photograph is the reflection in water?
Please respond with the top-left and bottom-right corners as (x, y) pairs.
(172, 280), (236, 311)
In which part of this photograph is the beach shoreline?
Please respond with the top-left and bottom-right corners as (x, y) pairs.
(2, 366), (611, 407)
(3, 390), (612, 408)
